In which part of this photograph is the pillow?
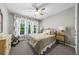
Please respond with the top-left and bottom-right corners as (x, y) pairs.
(43, 30), (51, 35)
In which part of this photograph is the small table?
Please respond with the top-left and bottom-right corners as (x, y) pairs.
(56, 31), (65, 45)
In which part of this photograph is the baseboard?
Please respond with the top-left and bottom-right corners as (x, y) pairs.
(65, 43), (75, 48)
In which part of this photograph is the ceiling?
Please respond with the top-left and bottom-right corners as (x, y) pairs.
(4, 3), (75, 20)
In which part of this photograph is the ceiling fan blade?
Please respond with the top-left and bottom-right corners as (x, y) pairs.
(41, 8), (45, 10)
(21, 10), (36, 12)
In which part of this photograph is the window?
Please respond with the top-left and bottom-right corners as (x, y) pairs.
(28, 23), (31, 34)
(14, 15), (39, 36)
(34, 25), (36, 33)
(20, 23), (25, 35)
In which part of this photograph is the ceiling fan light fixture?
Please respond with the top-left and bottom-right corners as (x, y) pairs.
(35, 7), (45, 16)
(35, 11), (39, 16)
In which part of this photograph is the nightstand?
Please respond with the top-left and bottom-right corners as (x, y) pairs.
(56, 31), (65, 45)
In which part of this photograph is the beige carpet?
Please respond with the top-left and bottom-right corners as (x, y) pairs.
(9, 40), (75, 55)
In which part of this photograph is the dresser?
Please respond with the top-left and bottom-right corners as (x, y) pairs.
(0, 34), (12, 55)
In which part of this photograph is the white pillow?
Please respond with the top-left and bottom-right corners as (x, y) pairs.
(43, 30), (51, 35)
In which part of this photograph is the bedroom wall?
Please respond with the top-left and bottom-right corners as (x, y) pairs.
(0, 3), (9, 34)
(41, 6), (75, 46)
(7, 12), (14, 34)
(0, 3), (13, 35)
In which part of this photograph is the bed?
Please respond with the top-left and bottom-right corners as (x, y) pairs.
(27, 33), (56, 54)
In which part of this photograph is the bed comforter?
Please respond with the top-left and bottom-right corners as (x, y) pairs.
(27, 33), (56, 54)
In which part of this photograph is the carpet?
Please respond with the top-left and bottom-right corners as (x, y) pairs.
(9, 40), (75, 55)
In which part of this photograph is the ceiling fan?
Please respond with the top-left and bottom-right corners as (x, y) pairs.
(31, 3), (46, 16)
(34, 7), (45, 16)
(21, 4), (46, 16)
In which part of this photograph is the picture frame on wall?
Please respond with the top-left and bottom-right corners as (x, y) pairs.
(0, 9), (3, 33)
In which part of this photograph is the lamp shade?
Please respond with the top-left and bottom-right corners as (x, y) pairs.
(59, 26), (66, 31)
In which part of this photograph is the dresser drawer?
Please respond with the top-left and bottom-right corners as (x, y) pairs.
(0, 49), (5, 55)
(0, 40), (6, 55)
(0, 40), (6, 50)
